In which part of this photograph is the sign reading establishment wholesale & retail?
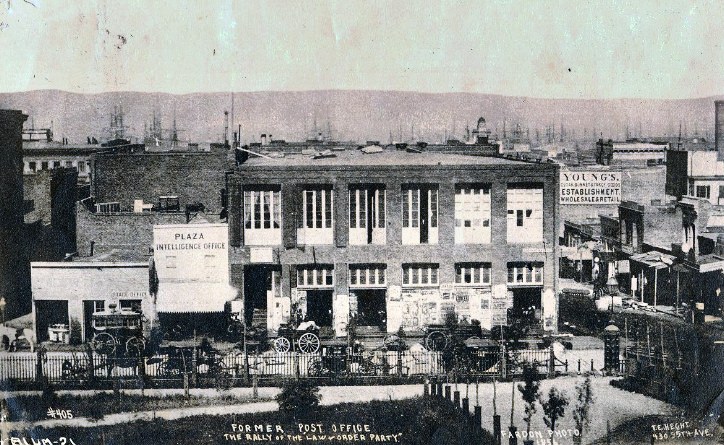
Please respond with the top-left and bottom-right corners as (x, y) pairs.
(559, 170), (622, 204)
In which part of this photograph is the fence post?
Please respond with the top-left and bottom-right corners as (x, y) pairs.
(437, 381), (444, 398)
(493, 414), (502, 445)
(578, 359), (581, 373)
(243, 351), (250, 384)
(445, 385), (451, 401)
(591, 359), (594, 372)
(35, 348), (44, 387)
(453, 390), (460, 407)
(138, 354), (146, 393)
(86, 345), (96, 385)
(508, 426), (518, 445)
(191, 341), (198, 388)
(397, 349), (403, 377)
(424, 379), (430, 397)
(183, 373), (190, 399)
(500, 343), (507, 380)
(548, 344), (555, 378)
(294, 352), (300, 380)
(252, 373), (259, 400)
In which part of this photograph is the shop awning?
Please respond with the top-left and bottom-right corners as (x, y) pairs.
(629, 251), (676, 269)
(156, 282), (237, 313)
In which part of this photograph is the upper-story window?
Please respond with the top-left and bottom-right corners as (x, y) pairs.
(507, 262), (543, 285)
(297, 187), (333, 245)
(349, 186), (386, 245)
(402, 185), (438, 245)
(455, 262), (492, 286)
(402, 263), (439, 286)
(28, 162), (36, 173)
(507, 184), (543, 243)
(243, 187), (282, 245)
(455, 184), (491, 244)
(349, 264), (387, 287)
(696, 185), (711, 199)
(297, 265), (334, 288)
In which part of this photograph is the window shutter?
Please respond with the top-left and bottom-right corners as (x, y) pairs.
(335, 183), (348, 248)
(289, 265), (298, 293)
(228, 176), (242, 247)
(283, 184), (300, 248)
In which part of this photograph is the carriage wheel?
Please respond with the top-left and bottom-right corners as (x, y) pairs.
(425, 331), (448, 351)
(126, 337), (145, 356)
(297, 332), (320, 354)
(92, 332), (116, 355)
(273, 337), (291, 353)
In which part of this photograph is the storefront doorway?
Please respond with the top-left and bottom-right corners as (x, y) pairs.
(244, 265), (281, 328)
(510, 287), (542, 325)
(352, 289), (386, 329)
(35, 300), (69, 342)
(305, 289), (333, 327)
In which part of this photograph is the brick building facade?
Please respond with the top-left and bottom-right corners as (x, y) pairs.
(228, 150), (559, 336)
(0, 110), (29, 320)
(92, 151), (231, 213)
(75, 200), (189, 260)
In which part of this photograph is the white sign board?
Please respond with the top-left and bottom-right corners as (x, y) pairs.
(560, 171), (621, 205)
(250, 247), (274, 263)
(153, 223), (230, 283)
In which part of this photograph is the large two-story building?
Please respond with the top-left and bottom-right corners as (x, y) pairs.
(227, 149), (560, 337)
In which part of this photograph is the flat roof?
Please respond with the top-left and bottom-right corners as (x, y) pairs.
(241, 150), (551, 168)
(31, 261), (148, 268)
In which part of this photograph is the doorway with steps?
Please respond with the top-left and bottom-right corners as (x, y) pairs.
(244, 265), (281, 330)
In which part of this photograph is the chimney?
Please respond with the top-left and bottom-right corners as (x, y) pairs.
(716, 101), (724, 160)
(261, 133), (267, 145)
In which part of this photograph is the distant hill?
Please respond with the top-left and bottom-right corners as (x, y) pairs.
(0, 90), (720, 145)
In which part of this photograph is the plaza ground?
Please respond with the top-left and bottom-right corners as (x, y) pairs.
(3, 377), (684, 444)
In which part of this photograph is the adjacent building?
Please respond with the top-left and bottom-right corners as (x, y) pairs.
(227, 149), (560, 337)
(91, 150), (230, 214)
(152, 223), (236, 335)
(31, 261), (152, 342)
(596, 139), (669, 166)
(0, 110), (30, 320)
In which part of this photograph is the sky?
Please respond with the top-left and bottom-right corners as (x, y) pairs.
(1, 0), (723, 99)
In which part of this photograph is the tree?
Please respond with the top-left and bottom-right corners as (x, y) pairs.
(517, 364), (541, 439)
(542, 387), (569, 433)
(276, 380), (320, 416)
(572, 376), (595, 445)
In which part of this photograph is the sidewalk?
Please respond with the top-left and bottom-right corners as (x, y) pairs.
(2, 385), (424, 430)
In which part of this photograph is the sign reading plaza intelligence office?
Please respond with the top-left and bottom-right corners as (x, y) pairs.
(152, 223), (230, 283)
(559, 171), (621, 204)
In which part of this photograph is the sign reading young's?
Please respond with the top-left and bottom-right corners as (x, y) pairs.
(559, 171), (621, 204)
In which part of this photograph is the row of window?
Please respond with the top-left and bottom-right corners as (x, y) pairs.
(92, 299), (142, 313)
(689, 183), (724, 201)
(242, 184), (544, 245)
(25, 160), (91, 174)
(292, 263), (544, 288)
